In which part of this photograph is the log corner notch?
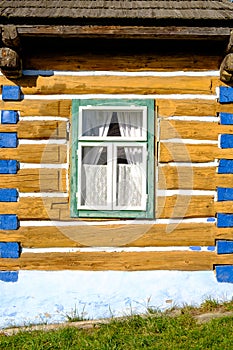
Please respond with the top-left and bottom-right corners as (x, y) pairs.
(220, 31), (233, 86)
(0, 25), (22, 79)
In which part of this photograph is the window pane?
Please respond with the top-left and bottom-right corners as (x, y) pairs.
(80, 146), (108, 208)
(81, 109), (144, 139)
(81, 111), (112, 137)
(116, 146), (145, 208)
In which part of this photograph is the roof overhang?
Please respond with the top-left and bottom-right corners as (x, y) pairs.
(3, 25), (232, 40)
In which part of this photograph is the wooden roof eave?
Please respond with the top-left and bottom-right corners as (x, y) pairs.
(8, 24), (233, 40)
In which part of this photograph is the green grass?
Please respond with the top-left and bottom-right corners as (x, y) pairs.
(1, 300), (233, 350)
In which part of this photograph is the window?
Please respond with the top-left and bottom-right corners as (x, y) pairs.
(70, 99), (154, 218)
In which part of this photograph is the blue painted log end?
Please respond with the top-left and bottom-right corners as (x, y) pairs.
(216, 240), (233, 254)
(216, 265), (233, 283)
(217, 213), (233, 228)
(0, 160), (19, 174)
(220, 112), (233, 125)
(1, 110), (19, 124)
(0, 132), (18, 148)
(217, 187), (233, 201)
(218, 159), (233, 174)
(0, 242), (21, 258)
(0, 189), (18, 202)
(0, 215), (19, 230)
(2, 86), (22, 101)
(219, 87), (233, 104)
(0, 271), (18, 282)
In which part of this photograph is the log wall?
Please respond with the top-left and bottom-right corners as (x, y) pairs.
(0, 43), (232, 272)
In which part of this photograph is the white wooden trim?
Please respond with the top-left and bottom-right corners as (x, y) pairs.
(21, 70), (220, 77)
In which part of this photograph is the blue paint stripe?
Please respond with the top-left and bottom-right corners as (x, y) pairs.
(218, 159), (233, 174)
(0, 215), (19, 230)
(0, 160), (19, 174)
(0, 133), (18, 148)
(0, 271), (18, 282)
(1, 110), (19, 124)
(2, 86), (22, 101)
(217, 187), (233, 201)
(219, 87), (233, 103)
(217, 213), (233, 228)
(220, 112), (233, 125)
(216, 265), (233, 283)
(189, 246), (201, 251)
(0, 242), (20, 258)
(220, 134), (233, 149)
(217, 240), (233, 254)
(0, 189), (18, 202)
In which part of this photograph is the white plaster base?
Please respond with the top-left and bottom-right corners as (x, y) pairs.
(1, 270), (233, 329)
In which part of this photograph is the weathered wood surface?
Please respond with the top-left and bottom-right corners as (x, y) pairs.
(158, 195), (233, 218)
(24, 52), (221, 72)
(0, 197), (68, 220)
(0, 100), (71, 117)
(0, 223), (232, 248)
(0, 121), (67, 139)
(0, 47), (22, 79)
(0, 193), (227, 222)
(0, 75), (218, 95)
(159, 143), (233, 163)
(0, 169), (66, 192)
(157, 99), (233, 118)
(158, 166), (233, 190)
(0, 251), (232, 271)
(157, 195), (213, 218)
(17, 25), (231, 40)
(0, 144), (67, 163)
(160, 120), (233, 141)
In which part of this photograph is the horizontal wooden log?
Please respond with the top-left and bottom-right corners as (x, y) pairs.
(157, 195), (214, 218)
(0, 168), (66, 192)
(0, 223), (232, 248)
(158, 195), (233, 219)
(159, 143), (233, 163)
(17, 25), (231, 39)
(0, 100), (71, 117)
(157, 99), (233, 118)
(0, 75), (218, 95)
(25, 53), (221, 72)
(1, 250), (233, 271)
(160, 120), (233, 141)
(0, 121), (67, 139)
(0, 144), (67, 163)
(0, 197), (69, 220)
(158, 166), (233, 190)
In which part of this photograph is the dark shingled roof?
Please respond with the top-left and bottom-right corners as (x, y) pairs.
(0, 1), (233, 24)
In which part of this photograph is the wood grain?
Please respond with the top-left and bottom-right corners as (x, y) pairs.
(0, 223), (232, 248)
(0, 144), (67, 163)
(0, 197), (69, 220)
(0, 250), (231, 271)
(157, 99), (233, 118)
(0, 100), (71, 117)
(0, 121), (67, 139)
(0, 75), (218, 95)
(24, 52), (221, 71)
(0, 168), (66, 192)
(160, 120), (233, 141)
(159, 143), (233, 163)
(158, 166), (233, 190)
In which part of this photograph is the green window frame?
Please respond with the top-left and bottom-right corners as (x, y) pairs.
(70, 99), (155, 219)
